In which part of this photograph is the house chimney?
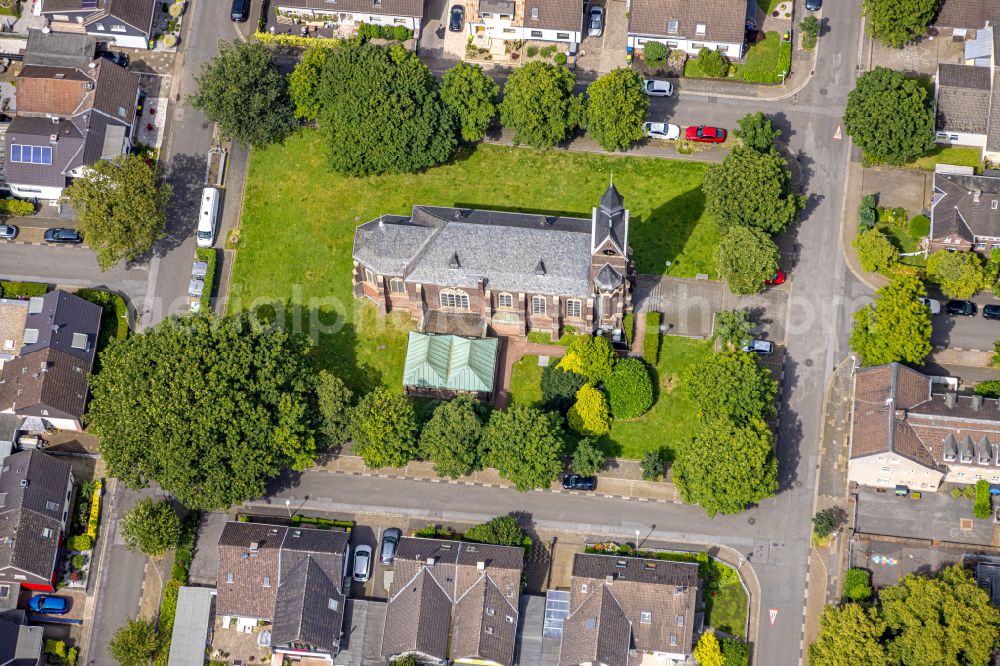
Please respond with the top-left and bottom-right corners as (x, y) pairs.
(249, 541), (260, 552)
(605, 575), (614, 585)
(426, 556), (436, 566)
(946, 392), (957, 409)
(477, 561), (486, 572)
(88, 62), (96, 70)
(974, 190), (982, 203)
(972, 394), (984, 412)
(894, 409), (906, 420)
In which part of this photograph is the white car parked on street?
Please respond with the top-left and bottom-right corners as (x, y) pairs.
(644, 79), (674, 97)
(643, 122), (681, 140)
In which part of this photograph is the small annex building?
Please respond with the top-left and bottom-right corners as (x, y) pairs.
(402, 332), (498, 399)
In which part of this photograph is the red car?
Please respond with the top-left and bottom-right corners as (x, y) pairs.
(765, 270), (786, 286)
(685, 125), (727, 143)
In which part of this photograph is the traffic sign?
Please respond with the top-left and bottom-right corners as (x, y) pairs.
(833, 125), (843, 141)
(769, 608), (778, 626)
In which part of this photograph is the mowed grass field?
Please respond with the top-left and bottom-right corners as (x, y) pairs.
(229, 131), (717, 393)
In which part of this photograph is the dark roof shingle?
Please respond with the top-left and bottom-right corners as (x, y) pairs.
(628, 0), (746, 44)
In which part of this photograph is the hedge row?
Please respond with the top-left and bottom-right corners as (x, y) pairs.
(975, 480), (992, 520)
(196, 248), (217, 313)
(622, 312), (635, 347)
(291, 514), (355, 530)
(0, 280), (49, 299)
(153, 513), (200, 666)
(357, 22), (412, 41)
(0, 198), (36, 217)
(643, 311), (661, 366)
(254, 30), (340, 49)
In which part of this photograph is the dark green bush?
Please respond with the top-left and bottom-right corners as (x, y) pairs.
(605, 357), (654, 418)
(640, 449), (665, 481)
(526, 46), (538, 57)
(622, 313), (635, 346)
(721, 638), (750, 666)
(844, 568), (872, 601)
(554, 52), (567, 66)
(540, 365), (586, 413)
(643, 41), (667, 67)
(976, 380), (1000, 398)
(696, 47), (728, 78)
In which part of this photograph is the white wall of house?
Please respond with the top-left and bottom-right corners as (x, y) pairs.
(935, 130), (987, 147)
(7, 183), (65, 201)
(89, 30), (148, 49)
(944, 463), (1000, 485)
(628, 34), (742, 59)
(277, 5), (421, 37)
(42, 416), (82, 432)
(847, 455), (944, 491)
(468, 21), (579, 42)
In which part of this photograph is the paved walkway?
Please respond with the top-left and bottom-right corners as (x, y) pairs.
(494, 339), (569, 409)
(315, 453), (682, 503)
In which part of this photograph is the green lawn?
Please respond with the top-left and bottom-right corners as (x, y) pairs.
(600, 336), (713, 459)
(509, 355), (545, 407)
(685, 33), (790, 84)
(230, 131), (717, 392)
(904, 145), (982, 173)
(707, 580), (749, 639)
(742, 32), (780, 71)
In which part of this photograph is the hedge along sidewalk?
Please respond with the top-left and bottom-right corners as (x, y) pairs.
(315, 453), (682, 503)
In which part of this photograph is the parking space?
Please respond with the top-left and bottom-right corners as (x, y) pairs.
(19, 588), (85, 622)
(635, 274), (790, 344)
(855, 486), (997, 547)
(849, 535), (973, 589)
(576, 0), (627, 73)
(189, 511), (229, 585)
(418, 0), (466, 60)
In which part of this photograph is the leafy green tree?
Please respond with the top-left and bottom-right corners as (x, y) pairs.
(640, 449), (666, 481)
(62, 154), (171, 271)
(419, 395), (484, 478)
(119, 498), (180, 556)
(844, 67), (935, 165)
(86, 314), (317, 510)
(440, 62), (499, 143)
(604, 357), (654, 418)
(109, 617), (159, 666)
(674, 416), (777, 516)
(852, 229), (898, 274)
(736, 112), (780, 152)
(718, 225), (780, 295)
(390, 657), (418, 666)
(557, 335), (617, 384)
(499, 61), (585, 148)
(880, 565), (1000, 666)
(800, 15), (820, 48)
(926, 249), (986, 299)
(809, 604), (888, 666)
(481, 405), (565, 491)
(696, 47), (728, 77)
(694, 631), (725, 666)
(850, 275), (932, 366)
(586, 68), (649, 151)
(567, 384), (612, 437)
(570, 438), (607, 476)
(541, 365), (587, 412)
(703, 144), (805, 234)
(351, 388), (419, 468)
(189, 40), (294, 147)
(713, 309), (753, 350)
(315, 370), (353, 449)
(464, 513), (527, 548)
(975, 380), (1000, 398)
(721, 638), (750, 666)
(863, 0), (939, 47)
(288, 46), (332, 120)
(317, 42), (456, 175)
(682, 351), (778, 424)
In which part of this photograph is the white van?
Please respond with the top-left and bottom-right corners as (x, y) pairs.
(196, 187), (220, 248)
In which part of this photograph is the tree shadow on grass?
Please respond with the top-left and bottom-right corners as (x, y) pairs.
(631, 185), (708, 275)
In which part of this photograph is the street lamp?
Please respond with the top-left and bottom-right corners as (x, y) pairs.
(285, 498), (292, 518)
(635, 529), (641, 550)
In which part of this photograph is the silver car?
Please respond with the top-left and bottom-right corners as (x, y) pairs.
(644, 79), (674, 97)
(643, 122), (681, 140)
(588, 6), (604, 37)
(380, 527), (402, 565)
(742, 339), (774, 356)
(0, 224), (16, 240)
(353, 545), (372, 582)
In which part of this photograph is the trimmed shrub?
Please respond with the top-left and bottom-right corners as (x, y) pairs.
(643, 312), (662, 365)
(526, 45), (538, 57)
(0, 198), (36, 216)
(858, 193), (877, 229)
(254, 30), (340, 48)
(66, 534), (93, 551)
(721, 638), (750, 666)
(844, 567), (872, 601)
(622, 312), (635, 346)
(909, 214), (930, 238)
(541, 365), (587, 413)
(554, 52), (567, 66)
(641, 449), (665, 481)
(975, 479), (992, 519)
(605, 357), (654, 418)
(951, 487), (964, 499)
(567, 384), (612, 437)
(964, 484), (976, 501)
(71, 554), (87, 570)
(696, 47), (728, 78)
(0, 280), (49, 299)
(643, 41), (667, 67)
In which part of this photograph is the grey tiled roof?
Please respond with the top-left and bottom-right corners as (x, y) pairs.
(0, 347), (91, 421)
(560, 553), (699, 661)
(628, 0), (746, 44)
(381, 538), (523, 665)
(4, 116), (86, 190)
(40, 0), (157, 35)
(936, 64), (992, 134)
(521, 0), (584, 32)
(988, 69), (1000, 151)
(0, 451), (72, 588)
(276, 0), (425, 17)
(933, 0), (1000, 29)
(0, 616), (43, 666)
(22, 30), (95, 68)
(21, 290), (101, 366)
(352, 215), (436, 277)
(931, 171), (1000, 240)
(271, 554), (345, 654)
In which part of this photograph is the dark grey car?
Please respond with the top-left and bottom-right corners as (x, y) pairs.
(380, 527), (402, 565)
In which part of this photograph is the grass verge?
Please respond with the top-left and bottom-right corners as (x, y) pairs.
(903, 145), (982, 173)
(509, 355), (544, 407)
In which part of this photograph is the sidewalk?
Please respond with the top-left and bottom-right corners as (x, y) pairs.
(315, 453), (682, 503)
(839, 160), (887, 291)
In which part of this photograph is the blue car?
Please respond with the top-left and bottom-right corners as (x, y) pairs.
(28, 595), (69, 614)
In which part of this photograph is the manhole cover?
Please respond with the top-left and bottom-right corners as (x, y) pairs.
(805, 359), (814, 367)
(960, 518), (973, 530)
(747, 517), (756, 525)
(202, 123), (209, 129)
(819, 88), (828, 95)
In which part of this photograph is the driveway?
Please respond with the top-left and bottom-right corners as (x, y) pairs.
(418, 0), (465, 61)
(855, 486), (997, 547)
(576, 0), (626, 73)
(849, 535), (972, 590)
(635, 275), (790, 343)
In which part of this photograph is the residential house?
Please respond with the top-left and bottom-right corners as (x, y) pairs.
(0, 290), (103, 432)
(627, 0), (747, 60)
(216, 521), (350, 663)
(932, 25), (1000, 163)
(352, 183), (633, 340)
(559, 552), (699, 666)
(403, 332), (498, 399)
(462, 0), (583, 47)
(6, 30), (139, 200)
(927, 166), (1000, 254)
(0, 613), (44, 666)
(40, 0), (158, 49)
(274, 0), (425, 38)
(0, 450), (75, 592)
(0, 300), (28, 365)
(381, 537), (524, 665)
(847, 362), (1000, 491)
(933, 0), (1000, 40)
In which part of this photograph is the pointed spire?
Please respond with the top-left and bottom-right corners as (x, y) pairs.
(599, 179), (624, 215)
(535, 259), (546, 275)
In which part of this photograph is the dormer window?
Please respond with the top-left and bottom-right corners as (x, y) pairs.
(667, 19), (678, 33)
(640, 611), (651, 624)
(695, 23), (706, 35)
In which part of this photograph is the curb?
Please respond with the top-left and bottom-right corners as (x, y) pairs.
(838, 157), (884, 292)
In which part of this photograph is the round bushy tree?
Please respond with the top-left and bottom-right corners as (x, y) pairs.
(440, 62), (499, 143)
(568, 384), (612, 437)
(718, 225), (780, 295)
(119, 498), (180, 557)
(696, 47), (728, 77)
(926, 249), (986, 299)
(481, 405), (565, 491)
(350, 388), (419, 468)
(605, 357), (654, 418)
(844, 67), (935, 165)
(570, 438), (607, 476)
(541, 365), (587, 413)
(586, 68), (649, 152)
(499, 61), (585, 148)
(418, 395), (484, 478)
